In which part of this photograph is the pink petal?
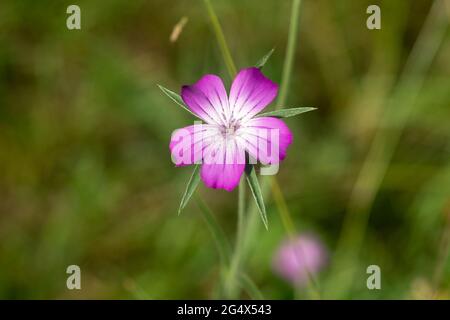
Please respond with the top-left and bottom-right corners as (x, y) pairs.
(237, 117), (293, 164)
(181, 75), (229, 125)
(169, 124), (221, 166)
(273, 234), (328, 285)
(229, 67), (278, 122)
(200, 140), (245, 191)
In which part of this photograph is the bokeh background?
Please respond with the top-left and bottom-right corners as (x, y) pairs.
(0, 0), (449, 299)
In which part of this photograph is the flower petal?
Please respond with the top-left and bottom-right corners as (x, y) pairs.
(169, 124), (221, 166)
(273, 234), (328, 285)
(181, 75), (229, 125)
(229, 67), (278, 122)
(201, 164), (245, 192)
(237, 117), (293, 164)
(200, 139), (245, 191)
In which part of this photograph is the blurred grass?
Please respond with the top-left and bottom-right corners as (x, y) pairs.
(0, 0), (449, 299)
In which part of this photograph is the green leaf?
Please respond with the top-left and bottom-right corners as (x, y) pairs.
(258, 107), (316, 118)
(157, 84), (200, 119)
(245, 165), (268, 230)
(255, 48), (275, 69)
(195, 195), (232, 267)
(178, 165), (201, 215)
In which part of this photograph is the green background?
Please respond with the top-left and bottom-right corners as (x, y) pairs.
(0, 0), (449, 299)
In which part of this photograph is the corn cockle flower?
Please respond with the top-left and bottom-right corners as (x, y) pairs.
(273, 234), (328, 286)
(169, 67), (293, 191)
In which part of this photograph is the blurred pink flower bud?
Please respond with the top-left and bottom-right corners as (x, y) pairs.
(273, 234), (328, 286)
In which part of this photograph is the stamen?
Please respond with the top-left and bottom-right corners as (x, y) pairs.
(226, 127), (235, 135)
(221, 123), (240, 139)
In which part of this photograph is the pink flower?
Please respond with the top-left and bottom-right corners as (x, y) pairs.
(169, 67), (293, 191)
(273, 234), (328, 286)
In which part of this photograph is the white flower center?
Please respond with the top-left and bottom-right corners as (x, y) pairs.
(226, 126), (235, 135)
(220, 123), (240, 140)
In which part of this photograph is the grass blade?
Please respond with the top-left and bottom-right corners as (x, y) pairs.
(195, 195), (232, 267)
(255, 48), (275, 69)
(239, 273), (265, 300)
(277, 0), (302, 106)
(258, 107), (316, 118)
(225, 180), (246, 298)
(157, 84), (200, 119)
(324, 0), (449, 298)
(178, 165), (201, 215)
(203, 0), (237, 79)
(245, 165), (268, 230)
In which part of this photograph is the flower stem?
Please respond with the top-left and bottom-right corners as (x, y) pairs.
(237, 0), (304, 291)
(202, 0), (245, 298)
(272, 0), (321, 299)
(271, 179), (296, 235)
(225, 180), (246, 298)
(271, 179), (321, 299)
(203, 0), (304, 299)
(272, 3), (314, 298)
(277, 0), (302, 107)
(203, 0), (237, 80)
(233, 0), (309, 301)
(195, 195), (232, 268)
